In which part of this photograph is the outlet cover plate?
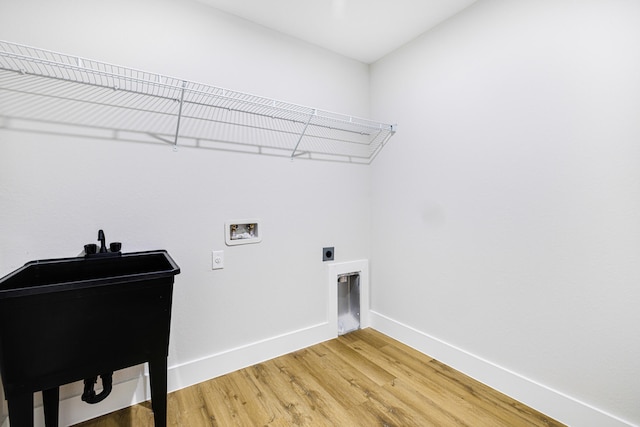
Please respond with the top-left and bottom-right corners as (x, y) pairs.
(212, 250), (224, 270)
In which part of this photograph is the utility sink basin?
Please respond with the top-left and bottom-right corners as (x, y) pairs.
(0, 250), (179, 297)
(0, 249), (180, 427)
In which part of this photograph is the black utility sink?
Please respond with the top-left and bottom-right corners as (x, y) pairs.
(0, 248), (180, 427)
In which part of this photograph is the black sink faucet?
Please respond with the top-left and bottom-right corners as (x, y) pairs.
(85, 230), (121, 257)
(98, 229), (107, 253)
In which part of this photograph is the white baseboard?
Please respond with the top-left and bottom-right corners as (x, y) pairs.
(24, 322), (333, 427)
(41, 377), (148, 427)
(165, 321), (333, 394)
(369, 310), (636, 427)
(17, 311), (633, 427)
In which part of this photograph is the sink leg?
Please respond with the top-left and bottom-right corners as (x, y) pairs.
(8, 393), (34, 427)
(43, 387), (60, 427)
(149, 356), (168, 427)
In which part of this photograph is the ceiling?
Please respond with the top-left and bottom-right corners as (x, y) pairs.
(194, 0), (477, 64)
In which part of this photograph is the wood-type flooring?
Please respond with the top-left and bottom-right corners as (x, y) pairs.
(74, 328), (564, 426)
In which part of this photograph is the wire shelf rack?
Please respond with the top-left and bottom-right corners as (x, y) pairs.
(0, 40), (395, 163)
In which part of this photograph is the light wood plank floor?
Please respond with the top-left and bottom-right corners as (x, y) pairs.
(74, 328), (564, 426)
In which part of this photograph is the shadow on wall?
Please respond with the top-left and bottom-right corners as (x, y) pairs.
(0, 41), (395, 165)
(1, 115), (376, 165)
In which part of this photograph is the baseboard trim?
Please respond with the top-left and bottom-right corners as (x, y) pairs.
(32, 377), (147, 427)
(369, 310), (636, 427)
(165, 321), (333, 393)
(34, 322), (333, 427)
(19, 314), (634, 427)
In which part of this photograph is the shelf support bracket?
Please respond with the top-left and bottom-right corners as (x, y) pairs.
(173, 81), (187, 150)
(290, 109), (315, 160)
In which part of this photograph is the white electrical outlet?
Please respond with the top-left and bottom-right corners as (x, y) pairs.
(212, 250), (224, 270)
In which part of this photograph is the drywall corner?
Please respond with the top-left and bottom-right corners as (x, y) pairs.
(370, 311), (637, 427)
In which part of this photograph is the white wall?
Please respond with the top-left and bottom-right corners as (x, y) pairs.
(4, 1), (639, 426)
(0, 0), (371, 424)
(370, 1), (640, 426)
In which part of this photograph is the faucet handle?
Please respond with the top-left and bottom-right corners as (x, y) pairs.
(109, 242), (122, 253)
(84, 244), (97, 255)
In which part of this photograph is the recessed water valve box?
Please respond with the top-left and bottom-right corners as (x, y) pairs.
(225, 219), (262, 246)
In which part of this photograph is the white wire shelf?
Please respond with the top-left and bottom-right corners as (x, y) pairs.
(0, 40), (396, 163)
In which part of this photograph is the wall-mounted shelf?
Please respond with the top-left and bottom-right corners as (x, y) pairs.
(0, 40), (395, 164)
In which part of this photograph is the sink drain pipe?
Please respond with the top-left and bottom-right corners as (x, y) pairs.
(81, 372), (113, 404)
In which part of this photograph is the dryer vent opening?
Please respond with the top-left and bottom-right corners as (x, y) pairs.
(337, 272), (360, 335)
